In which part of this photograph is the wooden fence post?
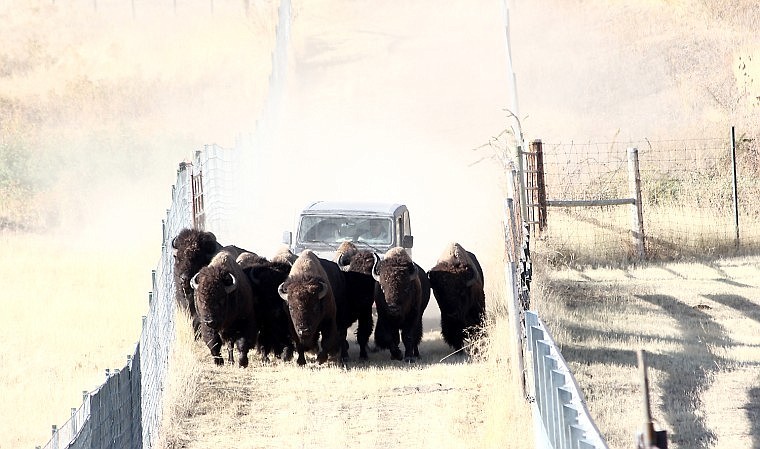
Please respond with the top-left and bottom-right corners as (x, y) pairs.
(525, 140), (547, 235)
(627, 147), (645, 259)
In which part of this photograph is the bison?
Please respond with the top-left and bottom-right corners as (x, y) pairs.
(191, 246), (257, 367)
(236, 251), (269, 269)
(428, 242), (485, 351)
(243, 257), (296, 362)
(171, 228), (223, 336)
(335, 241), (375, 275)
(371, 247), (431, 362)
(271, 246), (298, 265)
(277, 250), (341, 365)
(334, 241), (377, 360)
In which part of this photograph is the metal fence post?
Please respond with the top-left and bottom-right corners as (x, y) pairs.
(731, 126), (739, 249)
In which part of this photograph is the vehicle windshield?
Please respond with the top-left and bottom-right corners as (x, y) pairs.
(297, 216), (392, 246)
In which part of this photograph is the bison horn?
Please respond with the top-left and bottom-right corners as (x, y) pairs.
(371, 253), (381, 282)
(190, 272), (200, 290)
(224, 273), (237, 294)
(317, 281), (329, 300)
(171, 235), (179, 249)
(277, 282), (288, 301)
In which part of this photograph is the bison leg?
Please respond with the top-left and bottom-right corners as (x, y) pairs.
(388, 328), (403, 361)
(295, 345), (307, 366)
(227, 343), (235, 365)
(281, 345), (294, 362)
(401, 319), (423, 363)
(201, 324), (225, 366)
(338, 326), (350, 363)
(374, 316), (403, 360)
(235, 337), (252, 368)
(401, 329), (417, 363)
(356, 307), (374, 360)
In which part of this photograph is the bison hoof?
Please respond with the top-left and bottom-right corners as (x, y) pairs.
(213, 356), (224, 366)
(390, 349), (403, 361)
(404, 356), (417, 364)
(239, 357), (249, 368)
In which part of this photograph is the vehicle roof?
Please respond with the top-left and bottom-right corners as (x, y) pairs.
(300, 201), (407, 216)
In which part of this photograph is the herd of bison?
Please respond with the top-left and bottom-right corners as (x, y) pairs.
(171, 228), (486, 367)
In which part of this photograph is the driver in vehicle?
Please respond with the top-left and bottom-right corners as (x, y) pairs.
(361, 219), (389, 243)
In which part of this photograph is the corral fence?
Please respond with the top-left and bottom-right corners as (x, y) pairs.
(38, 145), (237, 449)
(524, 128), (760, 266)
(503, 163), (610, 449)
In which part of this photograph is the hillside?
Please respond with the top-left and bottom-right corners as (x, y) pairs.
(1, 0), (759, 448)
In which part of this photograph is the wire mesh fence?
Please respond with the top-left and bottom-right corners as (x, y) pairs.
(38, 145), (237, 449)
(534, 131), (760, 266)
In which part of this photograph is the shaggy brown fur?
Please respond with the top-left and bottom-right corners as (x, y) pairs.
(428, 243), (485, 351)
(372, 247), (431, 362)
(171, 228), (223, 336)
(333, 241), (376, 360)
(278, 250), (339, 366)
(244, 259), (295, 361)
(236, 251), (268, 270)
(271, 246), (298, 265)
(335, 241), (375, 276)
(193, 247), (257, 367)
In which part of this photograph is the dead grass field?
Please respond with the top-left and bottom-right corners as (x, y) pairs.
(0, 232), (153, 448)
(533, 254), (760, 449)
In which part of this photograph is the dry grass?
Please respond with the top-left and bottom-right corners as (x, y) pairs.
(158, 259), (534, 449)
(4, 1), (760, 448)
(0, 231), (153, 448)
(533, 253), (760, 449)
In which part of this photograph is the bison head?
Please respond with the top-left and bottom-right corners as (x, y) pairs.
(372, 250), (420, 319)
(278, 276), (329, 341)
(172, 229), (221, 299)
(190, 266), (237, 330)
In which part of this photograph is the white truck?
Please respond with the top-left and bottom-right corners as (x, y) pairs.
(282, 201), (414, 261)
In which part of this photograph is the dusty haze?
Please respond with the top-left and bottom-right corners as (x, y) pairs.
(2, 0), (758, 447)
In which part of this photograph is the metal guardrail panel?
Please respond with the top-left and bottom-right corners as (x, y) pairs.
(525, 311), (609, 449)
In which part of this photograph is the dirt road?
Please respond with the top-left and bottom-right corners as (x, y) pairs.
(537, 257), (760, 449)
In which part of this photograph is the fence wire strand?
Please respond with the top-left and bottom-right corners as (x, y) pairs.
(538, 134), (760, 265)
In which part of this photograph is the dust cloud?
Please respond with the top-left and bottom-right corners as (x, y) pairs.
(232, 0), (511, 275)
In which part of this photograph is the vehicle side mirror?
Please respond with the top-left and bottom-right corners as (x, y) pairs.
(402, 235), (414, 248)
(282, 231), (292, 246)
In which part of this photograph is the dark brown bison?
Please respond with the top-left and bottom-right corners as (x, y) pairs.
(334, 241), (377, 360)
(191, 246), (257, 367)
(243, 257), (296, 362)
(171, 228), (223, 336)
(372, 247), (431, 362)
(335, 241), (375, 275)
(428, 242), (485, 350)
(236, 251), (269, 269)
(271, 246), (298, 265)
(277, 250), (340, 365)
